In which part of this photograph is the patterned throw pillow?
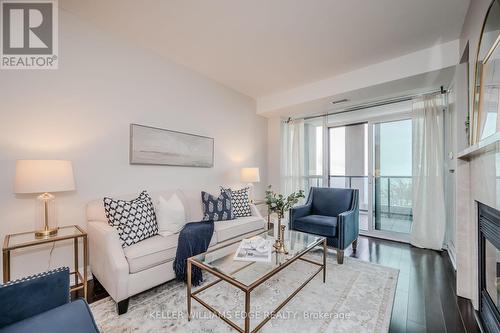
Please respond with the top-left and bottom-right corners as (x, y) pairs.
(201, 191), (235, 221)
(220, 187), (252, 217)
(103, 191), (159, 248)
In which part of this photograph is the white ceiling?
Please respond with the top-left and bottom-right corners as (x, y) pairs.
(262, 65), (457, 119)
(61, 0), (470, 98)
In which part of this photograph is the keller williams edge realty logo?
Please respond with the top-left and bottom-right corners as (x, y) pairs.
(0, 0), (58, 69)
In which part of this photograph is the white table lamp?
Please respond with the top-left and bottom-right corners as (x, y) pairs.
(14, 160), (75, 238)
(241, 167), (260, 201)
(241, 167), (260, 183)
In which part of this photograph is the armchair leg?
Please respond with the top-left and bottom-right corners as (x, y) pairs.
(352, 238), (358, 253)
(117, 298), (130, 315)
(337, 250), (344, 265)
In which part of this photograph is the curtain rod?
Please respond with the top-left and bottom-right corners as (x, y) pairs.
(286, 86), (448, 123)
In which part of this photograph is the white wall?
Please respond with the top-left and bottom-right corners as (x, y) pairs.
(0, 10), (267, 280)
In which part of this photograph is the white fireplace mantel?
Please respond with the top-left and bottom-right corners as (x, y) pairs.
(455, 136), (500, 309)
(457, 132), (500, 161)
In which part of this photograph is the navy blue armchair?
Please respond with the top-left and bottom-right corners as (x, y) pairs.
(290, 187), (359, 264)
(0, 267), (99, 333)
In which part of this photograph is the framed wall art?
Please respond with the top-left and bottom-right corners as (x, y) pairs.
(130, 124), (214, 167)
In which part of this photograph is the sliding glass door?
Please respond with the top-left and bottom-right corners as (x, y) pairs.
(328, 123), (369, 231)
(328, 116), (412, 241)
(373, 119), (413, 235)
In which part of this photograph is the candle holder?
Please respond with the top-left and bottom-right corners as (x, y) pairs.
(273, 214), (288, 254)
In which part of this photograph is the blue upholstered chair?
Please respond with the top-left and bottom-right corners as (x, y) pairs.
(0, 267), (99, 333)
(290, 187), (359, 264)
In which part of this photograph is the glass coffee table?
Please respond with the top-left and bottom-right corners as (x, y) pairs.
(187, 229), (326, 333)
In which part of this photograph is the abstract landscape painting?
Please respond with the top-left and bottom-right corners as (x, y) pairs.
(130, 124), (214, 167)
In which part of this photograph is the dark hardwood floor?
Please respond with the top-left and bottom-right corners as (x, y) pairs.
(344, 236), (481, 333)
(80, 236), (482, 333)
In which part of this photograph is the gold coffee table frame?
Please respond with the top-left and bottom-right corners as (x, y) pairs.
(187, 232), (327, 333)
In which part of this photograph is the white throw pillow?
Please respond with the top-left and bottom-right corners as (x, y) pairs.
(156, 193), (186, 233)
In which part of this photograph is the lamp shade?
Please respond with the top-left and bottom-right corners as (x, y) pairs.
(240, 167), (260, 183)
(14, 160), (75, 194)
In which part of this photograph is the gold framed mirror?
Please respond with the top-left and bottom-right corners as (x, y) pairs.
(472, 0), (500, 144)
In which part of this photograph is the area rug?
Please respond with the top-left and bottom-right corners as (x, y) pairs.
(90, 253), (398, 333)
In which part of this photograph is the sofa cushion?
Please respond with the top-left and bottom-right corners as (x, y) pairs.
(201, 191), (235, 221)
(156, 193), (186, 233)
(103, 191), (159, 248)
(215, 216), (265, 243)
(0, 299), (99, 333)
(293, 215), (337, 237)
(221, 187), (251, 217)
(86, 188), (236, 224)
(176, 189), (204, 221)
(124, 230), (217, 274)
(123, 234), (177, 274)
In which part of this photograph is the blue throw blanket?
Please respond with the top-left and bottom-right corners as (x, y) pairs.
(173, 221), (215, 286)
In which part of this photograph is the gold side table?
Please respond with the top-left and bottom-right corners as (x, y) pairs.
(2, 225), (88, 300)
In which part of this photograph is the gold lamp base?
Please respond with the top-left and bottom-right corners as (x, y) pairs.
(35, 227), (58, 239)
(35, 192), (58, 239)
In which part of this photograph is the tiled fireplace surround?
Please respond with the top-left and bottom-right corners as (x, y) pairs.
(457, 137), (500, 312)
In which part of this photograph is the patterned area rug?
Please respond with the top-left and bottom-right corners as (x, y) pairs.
(90, 252), (398, 333)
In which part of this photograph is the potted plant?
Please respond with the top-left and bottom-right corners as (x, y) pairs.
(265, 185), (305, 253)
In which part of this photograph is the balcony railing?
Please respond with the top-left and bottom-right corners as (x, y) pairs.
(300, 175), (412, 218)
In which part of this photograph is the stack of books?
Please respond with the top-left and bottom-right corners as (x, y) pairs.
(233, 236), (272, 262)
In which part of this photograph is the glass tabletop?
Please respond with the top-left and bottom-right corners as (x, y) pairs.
(4, 225), (85, 250)
(190, 229), (325, 287)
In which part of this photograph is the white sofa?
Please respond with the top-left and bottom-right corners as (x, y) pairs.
(86, 189), (266, 314)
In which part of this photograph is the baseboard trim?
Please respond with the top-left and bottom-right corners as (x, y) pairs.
(445, 242), (457, 270)
(457, 296), (482, 333)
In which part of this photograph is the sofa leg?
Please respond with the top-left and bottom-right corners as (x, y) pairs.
(352, 238), (358, 253)
(117, 298), (130, 315)
(337, 250), (344, 265)
(92, 274), (104, 293)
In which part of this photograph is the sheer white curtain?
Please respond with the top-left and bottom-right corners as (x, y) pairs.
(281, 119), (305, 195)
(411, 95), (446, 250)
